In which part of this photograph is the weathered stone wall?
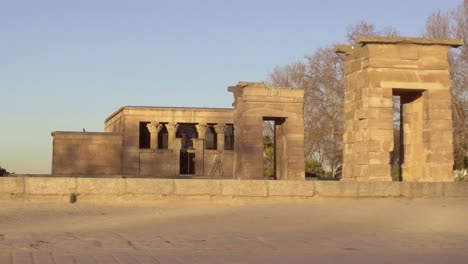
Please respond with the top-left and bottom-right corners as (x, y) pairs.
(51, 132), (123, 175)
(2, 176), (468, 201)
(229, 82), (305, 180)
(139, 150), (177, 177)
(338, 37), (463, 182)
(104, 110), (124, 133)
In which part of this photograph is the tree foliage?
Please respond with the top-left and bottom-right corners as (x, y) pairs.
(346, 21), (400, 43)
(0, 165), (10, 177)
(263, 135), (274, 178)
(305, 159), (325, 178)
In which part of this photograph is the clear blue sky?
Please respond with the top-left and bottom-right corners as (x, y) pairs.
(0, 0), (462, 174)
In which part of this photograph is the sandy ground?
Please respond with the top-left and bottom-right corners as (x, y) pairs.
(0, 198), (467, 263)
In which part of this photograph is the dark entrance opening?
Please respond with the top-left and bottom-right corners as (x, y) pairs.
(263, 117), (286, 180)
(392, 89), (424, 181)
(176, 123), (198, 175)
(180, 151), (195, 175)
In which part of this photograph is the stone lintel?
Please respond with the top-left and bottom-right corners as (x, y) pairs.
(228, 81), (304, 98)
(357, 36), (463, 47)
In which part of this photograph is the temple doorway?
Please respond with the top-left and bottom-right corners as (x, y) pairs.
(177, 123), (198, 175)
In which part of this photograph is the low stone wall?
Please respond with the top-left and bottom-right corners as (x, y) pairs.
(1, 177), (468, 202)
(51, 132), (123, 175)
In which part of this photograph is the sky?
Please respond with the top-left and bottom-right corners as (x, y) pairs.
(0, 0), (462, 174)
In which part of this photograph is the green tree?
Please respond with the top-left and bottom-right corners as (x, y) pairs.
(263, 135), (275, 178)
(305, 160), (325, 178)
(0, 165), (10, 176)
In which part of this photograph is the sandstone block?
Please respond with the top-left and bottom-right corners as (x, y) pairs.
(426, 90), (452, 100)
(0, 177), (25, 195)
(315, 181), (359, 197)
(367, 97), (393, 108)
(369, 129), (393, 141)
(424, 100), (451, 109)
(366, 118), (394, 130)
(351, 59), (362, 72)
(426, 153), (453, 163)
(174, 179), (221, 196)
(25, 177), (76, 195)
(77, 178), (125, 195)
(369, 152), (390, 164)
(369, 164), (391, 177)
(400, 182), (443, 197)
(221, 180), (267, 197)
(429, 164), (454, 181)
(358, 181), (400, 197)
(398, 45), (419, 60)
(126, 179), (174, 195)
(425, 109), (452, 120)
(367, 108), (393, 120)
(267, 181), (314, 197)
(423, 120), (452, 131)
(400, 182), (415, 197)
(443, 182), (468, 197)
(405, 182), (445, 197)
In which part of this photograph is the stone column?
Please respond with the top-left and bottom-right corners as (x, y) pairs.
(192, 139), (204, 176)
(421, 90), (454, 181)
(173, 138), (182, 176)
(214, 123), (225, 151)
(195, 124), (207, 140)
(146, 122), (162, 150)
(194, 124), (207, 176)
(401, 94), (424, 181)
(166, 123), (179, 150)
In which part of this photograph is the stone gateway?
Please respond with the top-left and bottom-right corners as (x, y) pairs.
(337, 37), (463, 182)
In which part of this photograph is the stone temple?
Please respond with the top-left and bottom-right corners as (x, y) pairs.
(52, 82), (305, 180)
(52, 36), (463, 182)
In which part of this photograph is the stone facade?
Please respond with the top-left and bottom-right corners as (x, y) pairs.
(337, 37), (463, 182)
(51, 82), (306, 180)
(104, 106), (235, 178)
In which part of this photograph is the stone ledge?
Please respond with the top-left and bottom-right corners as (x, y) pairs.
(315, 181), (359, 197)
(25, 177), (76, 195)
(357, 36), (463, 47)
(358, 182), (401, 197)
(1, 177), (468, 200)
(174, 179), (221, 196)
(222, 180), (268, 197)
(0, 177), (25, 195)
(76, 178), (125, 195)
(126, 178), (174, 195)
(268, 181), (314, 197)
